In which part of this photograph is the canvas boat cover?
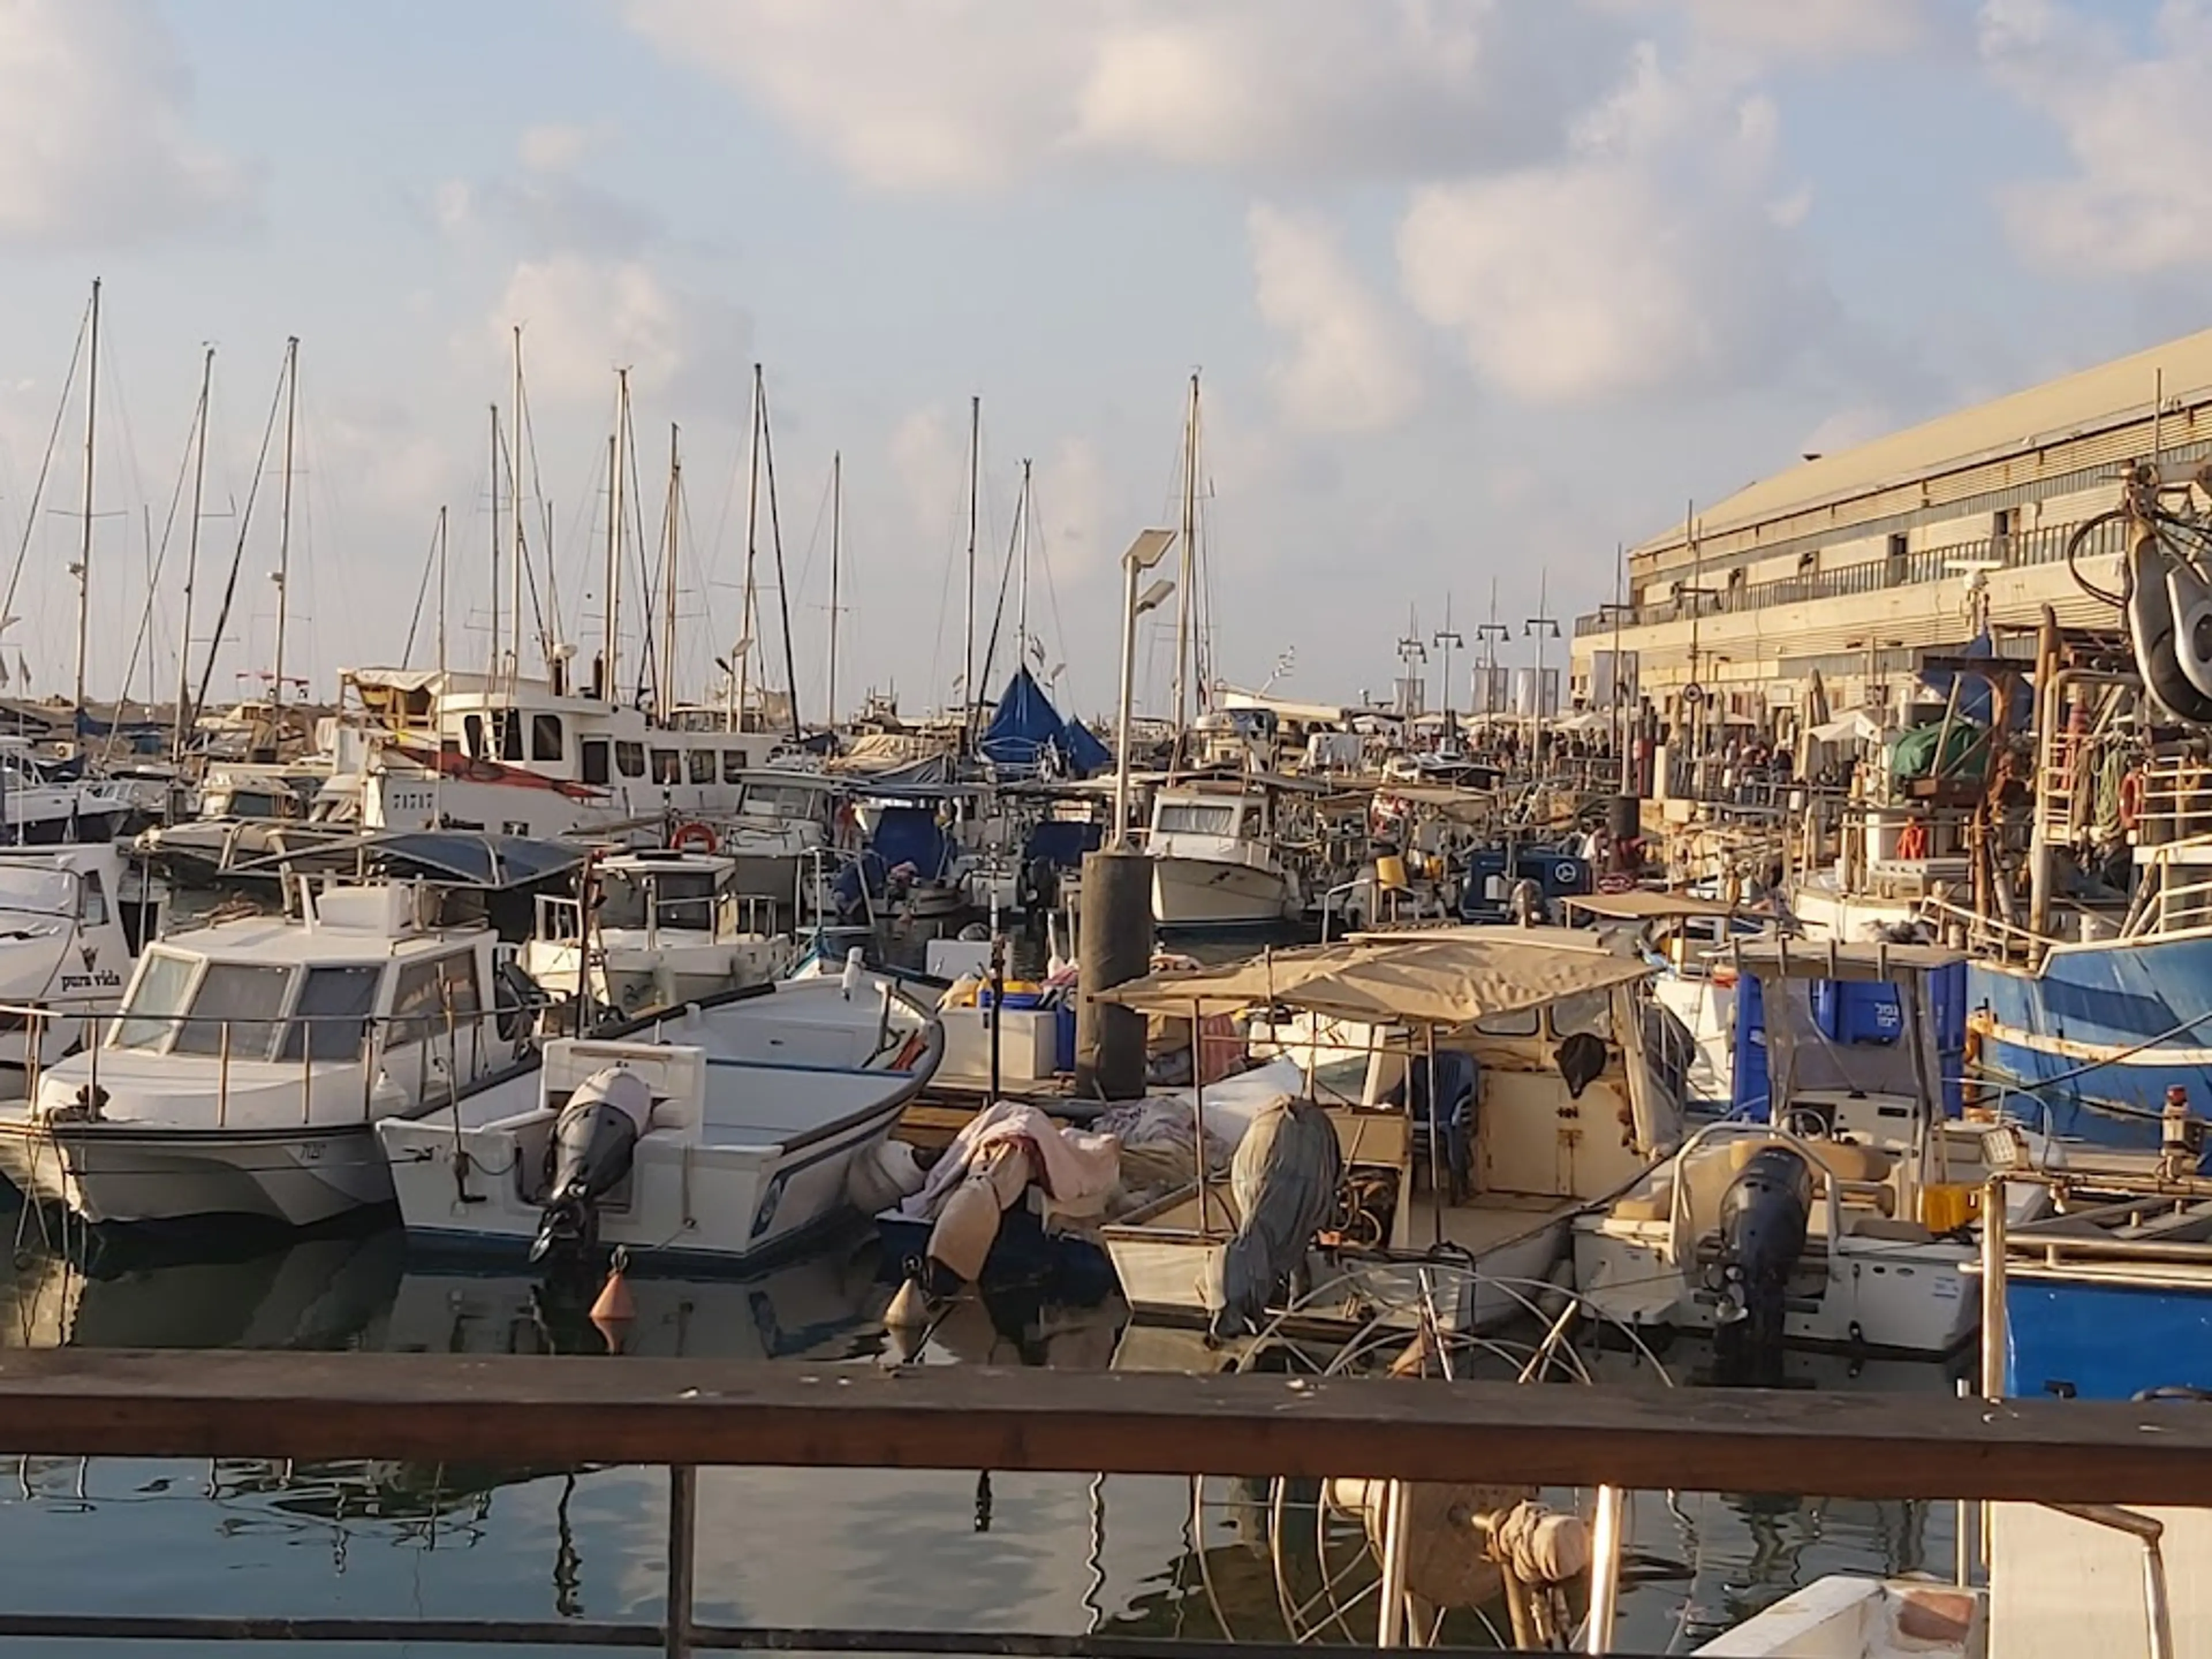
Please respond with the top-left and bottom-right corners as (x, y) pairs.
(1564, 891), (1743, 921)
(1098, 935), (1650, 1028)
(979, 666), (1111, 777)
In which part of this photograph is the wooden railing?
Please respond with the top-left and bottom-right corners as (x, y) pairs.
(0, 1353), (2206, 1653)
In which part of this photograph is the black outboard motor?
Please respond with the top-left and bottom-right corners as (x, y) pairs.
(532, 1066), (654, 1264)
(1709, 1146), (1812, 1385)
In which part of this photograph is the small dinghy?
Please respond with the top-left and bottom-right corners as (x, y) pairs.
(380, 966), (944, 1268)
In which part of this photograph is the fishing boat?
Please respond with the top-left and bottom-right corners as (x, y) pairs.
(1574, 940), (2046, 1360)
(1096, 929), (1677, 1335)
(0, 881), (525, 1231)
(1145, 777), (1310, 929)
(377, 967), (944, 1268)
(520, 847), (790, 1019)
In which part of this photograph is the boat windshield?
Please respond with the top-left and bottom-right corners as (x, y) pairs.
(111, 950), (198, 1050)
(600, 869), (718, 931)
(743, 782), (821, 817)
(1155, 802), (1238, 836)
(172, 962), (296, 1059)
(0, 866), (74, 921)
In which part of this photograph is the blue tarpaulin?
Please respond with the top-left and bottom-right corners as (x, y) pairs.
(979, 666), (1109, 777)
(870, 804), (951, 878)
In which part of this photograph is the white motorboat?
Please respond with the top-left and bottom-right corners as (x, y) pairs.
(1145, 782), (1303, 928)
(0, 842), (157, 1071)
(1097, 927), (1677, 1335)
(0, 743), (137, 844)
(520, 848), (791, 1018)
(1573, 940), (2047, 1360)
(0, 883), (522, 1230)
(378, 968), (944, 1268)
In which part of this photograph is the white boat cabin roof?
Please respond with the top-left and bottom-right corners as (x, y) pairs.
(601, 849), (736, 879)
(156, 887), (486, 968)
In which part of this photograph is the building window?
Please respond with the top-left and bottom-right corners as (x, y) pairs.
(531, 714), (564, 762)
(615, 741), (645, 779)
(1887, 532), (1908, 565)
(581, 739), (611, 786)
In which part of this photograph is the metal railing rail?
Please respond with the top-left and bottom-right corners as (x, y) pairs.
(0, 1354), (2205, 1655)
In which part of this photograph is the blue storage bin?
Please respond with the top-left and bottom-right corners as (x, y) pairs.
(1055, 1003), (1077, 1073)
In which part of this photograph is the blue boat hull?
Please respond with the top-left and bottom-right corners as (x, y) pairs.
(2006, 1273), (2212, 1400)
(1971, 931), (2212, 1149)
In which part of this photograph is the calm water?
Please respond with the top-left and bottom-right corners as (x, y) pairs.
(0, 1222), (1969, 1656)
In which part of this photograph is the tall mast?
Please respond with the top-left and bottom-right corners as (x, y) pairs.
(600, 433), (617, 700)
(827, 450), (842, 730)
(660, 423), (680, 722)
(759, 369), (801, 742)
(602, 369), (630, 702)
(1173, 372), (1199, 737)
(270, 335), (298, 724)
(510, 327), (528, 684)
(963, 393), (979, 741)
(435, 503), (449, 820)
(173, 343), (213, 762)
(733, 365), (762, 734)
(72, 278), (100, 730)
(1017, 457), (1032, 671)
(487, 403), (502, 683)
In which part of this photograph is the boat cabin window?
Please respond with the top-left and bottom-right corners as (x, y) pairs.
(616, 741), (645, 779)
(581, 739), (611, 786)
(1155, 801), (1238, 836)
(1548, 989), (1612, 1042)
(745, 782), (820, 816)
(111, 950), (197, 1051)
(688, 748), (715, 784)
(172, 961), (295, 1058)
(228, 790), (289, 821)
(497, 710), (525, 762)
(722, 750), (748, 783)
(77, 871), (107, 926)
(279, 964), (381, 1063)
(532, 714), (565, 763)
(388, 952), (482, 1046)
(463, 715), (487, 760)
(651, 748), (680, 786)
(601, 869), (717, 931)
(1474, 1007), (1540, 1037)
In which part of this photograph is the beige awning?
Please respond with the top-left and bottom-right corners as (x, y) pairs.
(1095, 937), (1651, 1028)
(1564, 891), (1743, 922)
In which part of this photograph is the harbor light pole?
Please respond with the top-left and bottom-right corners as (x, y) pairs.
(1432, 594), (1463, 754)
(1114, 529), (1179, 848)
(1524, 574), (1560, 766)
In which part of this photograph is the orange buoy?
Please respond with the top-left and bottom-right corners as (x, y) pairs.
(589, 1250), (637, 1351)
(671, 821), (717, 855)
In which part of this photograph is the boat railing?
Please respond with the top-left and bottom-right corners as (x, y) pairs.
(9, 993), (497, 1128)
(0, 1348), (2199, 1656)
(1918, 891), (2051, 963)
(2133, 759), (2212, 849)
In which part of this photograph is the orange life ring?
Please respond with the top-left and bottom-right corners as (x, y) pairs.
(671, 821), (718, 855)
(2120, 770), (2146, 831)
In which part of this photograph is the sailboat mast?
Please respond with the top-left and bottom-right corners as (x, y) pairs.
(1017, 457), (1031, 669)
(963, 393), (979, 741)
(1173, 372), (1198, 737)
(270, 335), (298, 725)
(173, 343), (213, 762)
(603, 370), (629, 702)
(509, 327), (527, 684)
(487, 404), (502, 683)
(660, 423), (680, 722)
(600, 434), (618, 700)
(733, 365), (762, 734)
(73, 278), (100, 730)
(827, 450), (841, 731)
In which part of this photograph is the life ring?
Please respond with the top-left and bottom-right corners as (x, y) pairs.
(671, 821), (718, 855)
(2120, 770), (2146, 832)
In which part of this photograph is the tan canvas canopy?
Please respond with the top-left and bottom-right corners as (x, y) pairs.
(1563, 891), (1743, 922)
(1096, 937), (1650, 1028)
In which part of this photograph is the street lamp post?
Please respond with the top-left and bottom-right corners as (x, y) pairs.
(1433, 594), (1464, 755)
(1114, 529), (1179, 849)
(1524, 573), (1560, 770)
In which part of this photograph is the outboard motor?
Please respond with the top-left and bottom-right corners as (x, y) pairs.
(532, 1066), (654, 1264)
(1708, 1146), (1812, 1385)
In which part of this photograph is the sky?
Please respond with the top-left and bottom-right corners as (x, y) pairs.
(0, 0), (2202, 722)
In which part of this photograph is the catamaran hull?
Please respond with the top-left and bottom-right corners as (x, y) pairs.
(0, 1120), (396, 1229)
(1150, 856), (1296, 929)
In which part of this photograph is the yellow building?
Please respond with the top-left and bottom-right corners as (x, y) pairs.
(1571, 327), (2212, 729)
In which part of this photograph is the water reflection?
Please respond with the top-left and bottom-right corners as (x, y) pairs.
(0, 1227), (1965, 1653)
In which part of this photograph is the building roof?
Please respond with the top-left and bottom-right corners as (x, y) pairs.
(1636, 324), (2212, 558)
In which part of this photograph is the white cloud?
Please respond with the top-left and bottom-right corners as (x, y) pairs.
(518, 122), (609, 173)
(0, 0), (251, 248)
(489, 256), (749, 405)
(1980, 0), (2212, 274)
(619, 0), (1615, 190)
(889, 404), (965, 541)
(1036, 435), (1108, 584)
(1649, 0), (1931, 59)
(1247, 203), (1420, 433)
(1396, 45), (1828, 403)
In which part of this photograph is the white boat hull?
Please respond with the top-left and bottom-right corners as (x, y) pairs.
(0, 1119), (400, 1228)
(1150, 855), (1295, 928)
